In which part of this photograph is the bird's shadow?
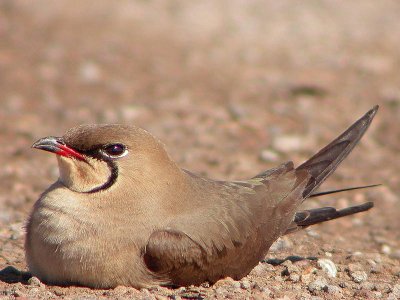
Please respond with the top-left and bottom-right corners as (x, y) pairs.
(0, 266), (32, 284)
(263, 255), (318, 266)
(0, 256), (316, 287)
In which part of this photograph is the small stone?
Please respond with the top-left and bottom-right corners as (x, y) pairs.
(250, 263), (268, 276)
(52, 288), (66, 296)
(389, 284), (400, 298)
(273, 135), (304, 152)
(308, 277), (328, 293)
(301, 266), (317, 284)
(214, 277), (237, 288)
(317, 259), (337, 278)
(175, 287), (186, 293)
(375, 283), (392, 293)
(12, 290), (26, 297)
(354, 289), (376, 299)
(269, 237), (293, 252)
(240, 279), (251, 290)
(370, 264), (382, 274)
(29, 288), (39, 294)
(28, 276), (44, 287)
(79, 61), (101, 83)
(373, 291), (383, 298)
(381, 244), (391, 255)
(360, 282), (375, 291)
(326, 285), (341, 295)
(289, 273), (300, 282)
(260, 149), (280, 162)
(306, 229), (319, 238)
(282, 260), (300, 274)
(350, 271), (368, 283)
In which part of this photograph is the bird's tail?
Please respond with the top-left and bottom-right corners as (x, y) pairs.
(286, 105), (379, 234)
(297, 105), (379, 198)
(284, 202), (374, 235)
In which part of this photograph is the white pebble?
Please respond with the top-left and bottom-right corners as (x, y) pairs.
(317, 259), (337, 278)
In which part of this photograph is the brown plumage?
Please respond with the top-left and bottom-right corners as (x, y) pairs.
(26, 106), (379, 289)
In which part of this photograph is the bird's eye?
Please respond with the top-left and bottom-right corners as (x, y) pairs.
(102, 144), (128, 158)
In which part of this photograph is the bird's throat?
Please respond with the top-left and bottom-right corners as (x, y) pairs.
(57, 156), (114, 193)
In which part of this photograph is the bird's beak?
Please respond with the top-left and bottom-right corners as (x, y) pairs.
(32, 136), (85, 161)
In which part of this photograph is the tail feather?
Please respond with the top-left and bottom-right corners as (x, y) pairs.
(284, 202), (374, 235)
(297, 105), (379, 198)
(309, 184), (381, 198)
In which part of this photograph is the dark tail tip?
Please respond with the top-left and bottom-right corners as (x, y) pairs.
(284, 201), (374, 234)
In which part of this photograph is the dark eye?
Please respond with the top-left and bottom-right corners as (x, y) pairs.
(102, 144), (127, 158)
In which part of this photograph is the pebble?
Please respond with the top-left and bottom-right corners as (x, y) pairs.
(260, 149), (280, 162)
(240, 279), (251, 290)
(381, 244), (391, 255)
(12, 290), (26, 297)
(301, 266), (317, 284)
(361, 281), (374, 290)
(272, 135), (311, 152)
(214, 277), (239, 288)
(269, 237), (293, 252)
(370, 264), (382, 274)
(27, 276), (44, 288)
(308, 277), (328, 292)
(386, 285), (400, 300)
(375, 283), (392, 293)
(326, 285), (341, 295)
(79, 61), (102, 83)
(306, 229), (319, 238)
(282, 260), (300, 274)
(289, 273), (300, 282)
(250, 262), (271, 276)
(349, 270), (368, 283)
(317, 259), (337, 278)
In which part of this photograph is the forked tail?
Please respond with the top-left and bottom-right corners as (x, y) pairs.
(287, 105), (379, 234)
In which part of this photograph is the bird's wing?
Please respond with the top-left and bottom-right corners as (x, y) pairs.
(297, 105), (378, 198)
(144, 162), (309, 286)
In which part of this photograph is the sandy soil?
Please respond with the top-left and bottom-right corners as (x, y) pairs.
(0, 1), (399, 299)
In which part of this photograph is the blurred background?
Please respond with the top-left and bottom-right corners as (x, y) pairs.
(0, 0), (399, 296)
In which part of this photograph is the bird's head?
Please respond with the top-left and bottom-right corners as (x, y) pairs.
(32, 124), (176, 193)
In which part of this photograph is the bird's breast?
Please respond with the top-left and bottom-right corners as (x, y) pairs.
(25, 184), (155, 288)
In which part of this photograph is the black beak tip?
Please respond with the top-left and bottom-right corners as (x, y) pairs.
(31, 136), (63, 152)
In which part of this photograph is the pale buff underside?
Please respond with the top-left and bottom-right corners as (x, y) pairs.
(57, 156), (111, 193)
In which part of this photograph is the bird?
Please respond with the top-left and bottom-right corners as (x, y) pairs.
(26, 105), (379, 289)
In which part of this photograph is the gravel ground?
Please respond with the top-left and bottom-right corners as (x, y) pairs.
(0, 1), (399, 299)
